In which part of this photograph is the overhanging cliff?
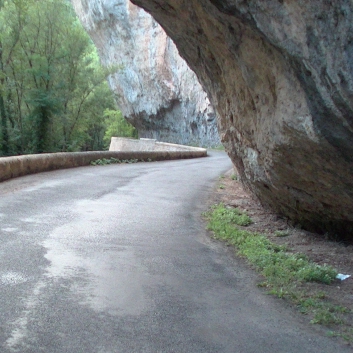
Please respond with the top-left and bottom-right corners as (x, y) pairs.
(130, 0), (353, 238)
(71, 0), (220, 147)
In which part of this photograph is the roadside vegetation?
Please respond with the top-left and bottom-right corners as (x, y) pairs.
(204, 203), (353, 342)
(90, 157), (152, 166)
(0, 0), (136, 156)
(209, 145), (225, 151)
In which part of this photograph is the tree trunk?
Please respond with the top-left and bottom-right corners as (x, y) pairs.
(0, 41), (9, 156)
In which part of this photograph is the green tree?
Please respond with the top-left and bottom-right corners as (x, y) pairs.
(0, 0), (129, 156)
(103, 109), (138, 148)
(0, 0), (27, 155)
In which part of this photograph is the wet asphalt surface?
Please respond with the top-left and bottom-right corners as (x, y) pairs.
(0, 152), (351, 353)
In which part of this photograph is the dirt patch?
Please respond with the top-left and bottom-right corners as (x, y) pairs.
(209, 169), (353, 329)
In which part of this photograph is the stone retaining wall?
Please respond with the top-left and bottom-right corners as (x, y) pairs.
(0, 150), (207, 183)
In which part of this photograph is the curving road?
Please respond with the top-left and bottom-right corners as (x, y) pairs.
(0, 152), (350, 353)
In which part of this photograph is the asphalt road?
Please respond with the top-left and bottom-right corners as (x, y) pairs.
(0, 152), (350, 353)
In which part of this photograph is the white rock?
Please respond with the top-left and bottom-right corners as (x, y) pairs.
(71, 0), (220, 146)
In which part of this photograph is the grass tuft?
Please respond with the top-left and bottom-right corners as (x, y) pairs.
(274, 230), (290, 237)
(90, 157), (148, 166)
(204, 203), (352, 335)
(207, 203), (252, 227)
(205, 204), (337, 288)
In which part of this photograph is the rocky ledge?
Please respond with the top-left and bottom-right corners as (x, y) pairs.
(71, 0), (220, 147)
(131, 0), (353, 238)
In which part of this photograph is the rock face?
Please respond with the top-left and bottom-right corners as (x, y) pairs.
(131, 0), (353, 238)
(71, 0), (220, 147)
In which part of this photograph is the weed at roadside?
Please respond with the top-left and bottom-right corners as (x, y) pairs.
(274, 230), (290, 237)
(204, 203), (352, 338)
(90, 157), (149, 166)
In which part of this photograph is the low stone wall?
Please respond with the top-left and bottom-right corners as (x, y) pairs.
(0, 150), (207, 183)
(109, 137), (207, 152)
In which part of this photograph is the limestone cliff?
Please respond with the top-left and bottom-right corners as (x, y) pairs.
(71, 0), (220, 147)
(131, 0), (353, 238)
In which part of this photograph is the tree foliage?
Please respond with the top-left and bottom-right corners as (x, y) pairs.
(103, 109), (138, 146)
(0, 0), (136, 156)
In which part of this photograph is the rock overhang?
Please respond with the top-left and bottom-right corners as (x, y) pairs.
(71, 0), (221, 147)
(130, 0), (353, 239)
